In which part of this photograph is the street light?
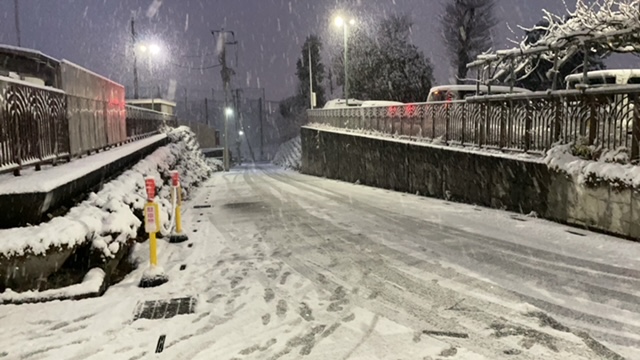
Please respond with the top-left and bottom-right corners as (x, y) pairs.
(238, 130), (244, 136)
(223, 107), (234, 171)
(334, 15), (356, 106)
(149, 43), (161, 55)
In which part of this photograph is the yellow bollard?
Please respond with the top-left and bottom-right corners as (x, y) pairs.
(144, 201), (161, 265)
(140, 178), (167, 288)
(149, 232), (158, 266)
(175, 204), (183, 234)
(169, 172), (189, 243)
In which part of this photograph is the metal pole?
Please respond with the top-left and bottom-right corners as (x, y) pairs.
(235, 89), (242, 165)
(259, 96), (264, 160)
(213, 28), (237, 171)
(343, 25), (349, 106)
(205, 98), (209, 126)
(224, 94), (230, 171)
(131, 17), (140, 99)
(14, 0), (21, 47)
(309, 45), (314, 109)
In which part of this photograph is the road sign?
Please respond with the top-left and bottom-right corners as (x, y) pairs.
(145, 202), (160, 233)
(145, 178), (156, 200)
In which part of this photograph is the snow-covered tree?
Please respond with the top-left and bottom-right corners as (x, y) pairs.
(515, 18), (606, 90)
(295, 35), (326, 108)
(333, 14), (435, 103)
(475, 0), (640, 89)
(441, 0), (497, 84)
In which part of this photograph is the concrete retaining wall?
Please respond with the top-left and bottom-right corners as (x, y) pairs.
(301, 126), (640, 241)
(0, 137), (168, 228)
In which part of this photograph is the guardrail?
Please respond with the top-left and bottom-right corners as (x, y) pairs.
(0, 77), (176, 175)
(0, 77), (69, 174)
(308, 86), (640, 160)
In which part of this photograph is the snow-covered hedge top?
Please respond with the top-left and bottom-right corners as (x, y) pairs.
(545, 143), (640, 188)
(0, 126), (211, 258)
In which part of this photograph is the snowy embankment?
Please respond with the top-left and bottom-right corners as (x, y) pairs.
(0, 126), (212, 301)
(272, 136), (301, 170)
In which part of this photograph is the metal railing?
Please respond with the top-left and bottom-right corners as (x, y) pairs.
(126, 105), (177, 140)
(308, 86), (640, 160)
(0, 78), (69, 174)
(0, 77), (177, 175)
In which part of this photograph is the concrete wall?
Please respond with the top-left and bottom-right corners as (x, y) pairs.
(301, 126), (640, 241)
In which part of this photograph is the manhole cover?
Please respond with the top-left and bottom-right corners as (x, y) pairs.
(134, 297), (197, 320)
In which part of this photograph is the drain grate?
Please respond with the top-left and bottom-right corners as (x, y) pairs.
(194, 205), (212, 209)
(134, 297), (197, 320)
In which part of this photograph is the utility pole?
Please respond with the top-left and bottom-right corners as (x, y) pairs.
(14, 0), (21, 47)
(259, 95), (264, 161)
(212, 28), (237, 172)
(131, 16), (140, 99)
(204, 98), (209, 126)
(235, 89), (242, 165)
(309, 46), (315, 109)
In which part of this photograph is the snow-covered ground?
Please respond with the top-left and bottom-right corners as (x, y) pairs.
(272, 136), (301, 170)
(0, 164), (638, 359)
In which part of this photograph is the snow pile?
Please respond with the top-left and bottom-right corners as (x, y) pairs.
(544, 143), (640, 187)
(273, 136), (301, 170)
(0, 268), (105, 304)
(0, 126), (212, 259)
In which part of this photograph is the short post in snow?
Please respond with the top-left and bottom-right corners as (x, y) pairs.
(139, 177), (169, 288)
(169, 171), (189, 243)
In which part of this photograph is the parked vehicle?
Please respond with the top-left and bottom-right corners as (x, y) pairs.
(360, 100), (404, 107)
(565, 70), (640, 141)
(565, 69), (640, 89)
(427, 85), (531, 102)
(323, 99), (364, 109)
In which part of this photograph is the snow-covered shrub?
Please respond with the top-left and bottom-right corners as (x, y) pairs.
(273, 136), (301, 170)
(545, 142), (640, 189)
(0, 127), (213, 261)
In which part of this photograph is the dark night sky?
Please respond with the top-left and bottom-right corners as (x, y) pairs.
(0, 0), (636, 101)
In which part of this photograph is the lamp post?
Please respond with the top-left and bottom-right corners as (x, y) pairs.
(224, 107), (233, 171)
(335, 16), (355, 106)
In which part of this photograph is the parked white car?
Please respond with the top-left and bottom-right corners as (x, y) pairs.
(427, 85), (531, 102)
(323, 99), (364, 109)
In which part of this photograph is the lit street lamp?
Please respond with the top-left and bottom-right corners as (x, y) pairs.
(334, 15), (356, 106)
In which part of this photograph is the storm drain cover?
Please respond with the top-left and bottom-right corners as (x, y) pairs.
(134, 297), (197, 320)
(194, 205), (212, 209)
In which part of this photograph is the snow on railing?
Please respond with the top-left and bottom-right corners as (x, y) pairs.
(307, 88), (640, 160)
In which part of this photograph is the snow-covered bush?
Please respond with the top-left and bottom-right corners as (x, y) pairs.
(273, 136), (301, 170)
(545, 142), (640, 188)
(0, 126), (212, 261)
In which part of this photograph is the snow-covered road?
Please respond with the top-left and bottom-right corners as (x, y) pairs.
(1, 163), (639, 359)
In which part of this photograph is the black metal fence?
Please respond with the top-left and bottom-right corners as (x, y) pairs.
(308, 86), (640, 160)
(0, 77), (176, 175)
